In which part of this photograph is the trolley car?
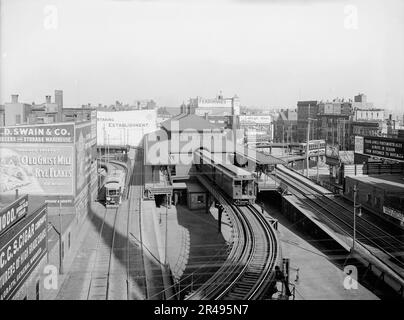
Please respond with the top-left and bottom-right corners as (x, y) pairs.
(104, 169), (126, 207)
(194, 149), (256, 205)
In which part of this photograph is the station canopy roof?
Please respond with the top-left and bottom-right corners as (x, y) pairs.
(236, 146), (286, 165)
(161, 113), (221, 132)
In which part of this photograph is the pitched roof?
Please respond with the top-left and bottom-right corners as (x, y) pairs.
(161, 113), (221, 132)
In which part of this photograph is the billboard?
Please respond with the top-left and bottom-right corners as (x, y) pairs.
(0, 144), (74, 196)
(75, 121), (96, 197)
(355, 136), (404, 162)
(0, 195), (28, 236)
(97, 110), (157, 147)
(354, 136), (364, 154)
(0, 123), (76, 196)
(0, 123), (74, 144)
(239, 115), (272, 125)
(0, 205), (48, 300)
(325, 144), (339, 159)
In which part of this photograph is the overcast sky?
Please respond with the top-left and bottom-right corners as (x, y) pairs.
(1, 0), (403, 111)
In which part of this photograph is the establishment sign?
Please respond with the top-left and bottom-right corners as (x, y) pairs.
(0, 124), (74, 144)
(0, 195), (28, 236)
(0, 205), (47, 300)
(97, 110), (157, 147)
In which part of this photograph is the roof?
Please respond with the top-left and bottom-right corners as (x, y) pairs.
(346, 174), (404, 193)
(236, 147), (286, 165)
(186, 182), (206, 193)
(161, 113), (221, 132)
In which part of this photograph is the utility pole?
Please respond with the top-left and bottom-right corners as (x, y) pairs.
(353, 185), (357, 250)
(59, 196), (64, 274)
(282, 125), (285, 156)
(306, 104), (314, 178)
(306, 117), (310, 178)
(165, 194), (168, 265)
(316, 140), (320, 183)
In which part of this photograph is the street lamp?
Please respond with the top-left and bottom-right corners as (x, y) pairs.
(306, 116), (315, 178)
(352, 185), (362, 250)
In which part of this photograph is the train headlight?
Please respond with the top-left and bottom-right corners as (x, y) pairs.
(106, 197), (111, 200)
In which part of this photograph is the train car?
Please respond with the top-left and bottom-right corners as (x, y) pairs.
(194, 149), (256, 205)
(291, 139), (326, 155)
(104, 169), (126, 207)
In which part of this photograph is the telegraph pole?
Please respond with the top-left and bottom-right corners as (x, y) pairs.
(306, 117), (310, 178)
(353, 185), (357, 250)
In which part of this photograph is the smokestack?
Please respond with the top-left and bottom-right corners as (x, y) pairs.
(55, 90), (63, 122)
(45, 95), (52, 104)
(11, 94), (19, 103)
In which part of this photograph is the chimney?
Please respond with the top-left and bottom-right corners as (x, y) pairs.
(55, 90), (63, 122)
(11, 94), (19, 103)
(45, 95), (52, 104)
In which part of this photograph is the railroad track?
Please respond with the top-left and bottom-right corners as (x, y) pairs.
(86, 206), (119, 300)
(186, 175), (280, 300)
(86, 161), (132, 300)
(274, 166), (404, 270)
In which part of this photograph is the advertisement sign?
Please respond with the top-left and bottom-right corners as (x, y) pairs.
(383, 206), (404, 223)
(0, 123), (74, 144)
(239, 115), (272, 125)
(0, 205), (48, 300)
(326, 144), (339, 159)
(354, 136), (364, 154)
(97, 110), (157, 147)
(0, 195), (28, 236)
(360, 136), (404, 161)
(75, 121), (96, 197)
(0, 144), (74, 196)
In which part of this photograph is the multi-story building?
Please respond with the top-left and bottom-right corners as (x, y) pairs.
(189, 92), (240, 117)
(4, 90), (65, 126)
(274, 109), (298, 143)
(318, 99), (353, 150)
(297, 100), (319, 142)
(4, 94), (32, 126)
(0, 105), (4, 126)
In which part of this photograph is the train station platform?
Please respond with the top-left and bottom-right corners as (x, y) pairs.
(281, 194), (404, 295)
(261, 199), (378, 300)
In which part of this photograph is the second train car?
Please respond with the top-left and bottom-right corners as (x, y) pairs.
(194, 149), (256, 205)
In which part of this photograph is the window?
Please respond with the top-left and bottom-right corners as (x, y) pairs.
(197, 195), (204, 203)
(234, 180), (241, 186)
(68, 232), (71, 249)
(15, 114), (21, 124)
(375, 197), (381, 208)
(367, 194), (372, 204)
(157, 136), (161, 141)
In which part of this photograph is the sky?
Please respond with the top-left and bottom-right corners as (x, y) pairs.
(1, 0), (403, 111)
